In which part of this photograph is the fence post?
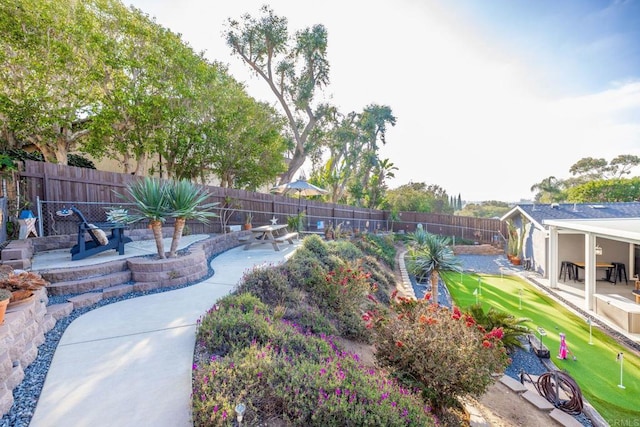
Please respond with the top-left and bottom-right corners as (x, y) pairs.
(36, 196), (44, 237)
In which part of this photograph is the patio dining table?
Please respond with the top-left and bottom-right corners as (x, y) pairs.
(243, 224), (298, 251)
(572, 261), (615, 283)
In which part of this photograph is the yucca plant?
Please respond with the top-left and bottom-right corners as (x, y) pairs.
(406, 232), (461, 305)
(123, 177), (171, 259)
(167, 180), (218, 257)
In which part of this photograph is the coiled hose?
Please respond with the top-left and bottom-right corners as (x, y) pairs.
(534, 371), (584, 415)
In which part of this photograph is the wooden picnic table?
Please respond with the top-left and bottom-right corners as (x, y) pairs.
(242, 224), (298, 251)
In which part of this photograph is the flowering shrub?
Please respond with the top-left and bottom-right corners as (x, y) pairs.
(373, 295), (510, 416)
(196, 293), (274, 356)
(193, 338), (435, 426)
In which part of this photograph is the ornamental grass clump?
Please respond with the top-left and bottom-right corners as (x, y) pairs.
(372, 294), (510, 417)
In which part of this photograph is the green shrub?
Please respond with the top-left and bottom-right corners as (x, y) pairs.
(373, 297), (510, 417)
(285, 247), (329, 290)
(327, 239), (364, 262)
(301, 233), (329, 259)
(283, 304), (338, 336)
(354, 233), (396, 268)
(196, 293), (273, 356)
(237, 265), (295, 307)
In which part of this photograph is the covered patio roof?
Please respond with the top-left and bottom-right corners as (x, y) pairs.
(543, 218), (640, 244)
(543, 217), (640, 313)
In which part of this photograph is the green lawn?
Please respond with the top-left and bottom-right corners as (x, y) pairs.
(442, 271), (640, 423)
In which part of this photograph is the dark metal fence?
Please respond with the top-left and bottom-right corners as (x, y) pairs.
(20, 160), (507, 242)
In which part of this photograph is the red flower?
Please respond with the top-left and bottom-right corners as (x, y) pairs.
(395, 340), (404, 348)
(482, 340), (492, 348)
(423, 292), (432, 301)
(452, 306), (462, 320)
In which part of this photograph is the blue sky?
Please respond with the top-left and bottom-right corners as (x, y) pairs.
(450, 0), (640, 94)
(127, 0), (640, 202)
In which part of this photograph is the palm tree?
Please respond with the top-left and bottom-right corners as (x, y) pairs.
(407, 232), (461, 305)
(466, 303), (530, 352)
(167, 180), (218, 258)
(530, 176), (564, 203)
(124, 177), (171, 259)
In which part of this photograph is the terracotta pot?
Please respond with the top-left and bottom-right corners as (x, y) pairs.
(243, 224), (252, 230)
(0, 298), (8, 324)
(7, 290), (35, 314)
(511, 257), (521, 266)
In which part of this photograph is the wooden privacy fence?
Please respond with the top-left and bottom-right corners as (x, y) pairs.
(18, 160), (507, 242)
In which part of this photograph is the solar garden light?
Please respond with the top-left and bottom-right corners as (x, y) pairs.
(473, 288), (479, 304)
(235, 403), (246, 425)
(477, 277), (482, 295)
(587, 317), (594, 345)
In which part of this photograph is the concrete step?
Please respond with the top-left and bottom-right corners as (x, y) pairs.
(46, 302), (74, 320)
(39, 260), (129, 283)
(47, 270), (132, 296)
(102, 284), (134, 298)
(67, 292), (102, 309)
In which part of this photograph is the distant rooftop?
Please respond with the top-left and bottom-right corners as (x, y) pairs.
(504, 202), (640, 226)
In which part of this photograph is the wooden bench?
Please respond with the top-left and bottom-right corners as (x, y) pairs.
(274, 232), (298, 244)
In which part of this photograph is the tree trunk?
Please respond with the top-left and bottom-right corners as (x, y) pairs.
(169, 217), (186, 258)
(431, 270), (439, 305)
(279, 148), (305, 185)
(150, 219), (166, 259)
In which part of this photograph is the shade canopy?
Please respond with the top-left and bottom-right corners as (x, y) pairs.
(270, 179), (329, 197)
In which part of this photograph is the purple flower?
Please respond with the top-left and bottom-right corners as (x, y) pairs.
(213, 405), (219, 413)
(192, 363), (198, 370)
(222, 410), (228, 420)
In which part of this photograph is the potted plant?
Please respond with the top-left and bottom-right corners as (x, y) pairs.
(0, 288), (10, 325)
(324, 223), (334, 240)
(244, 212), (253, 230)
(0, 271), (49, 308)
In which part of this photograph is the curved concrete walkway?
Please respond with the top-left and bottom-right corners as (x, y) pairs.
(29, 243), (300, 427)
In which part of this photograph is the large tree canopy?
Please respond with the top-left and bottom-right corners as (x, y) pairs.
(530, 154), (640, 203)
(1, 0), (290, 190)
(226, 5), (331, 185)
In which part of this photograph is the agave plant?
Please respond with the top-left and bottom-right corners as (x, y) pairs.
(406, 232), (461, 305)
(167, 180), (219, 258)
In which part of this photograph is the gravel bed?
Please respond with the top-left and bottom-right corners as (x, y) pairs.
(1, 248), (218, 427)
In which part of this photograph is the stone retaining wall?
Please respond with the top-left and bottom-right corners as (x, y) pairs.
(0, 287), (55, 415)
(452, 244), (504, 256)
(0, 231), (250, 417)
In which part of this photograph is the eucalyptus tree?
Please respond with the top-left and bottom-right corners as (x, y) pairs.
(0, 0), (104, 163)
(226, 5), (331, 184)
